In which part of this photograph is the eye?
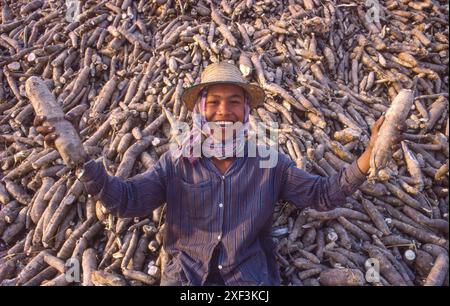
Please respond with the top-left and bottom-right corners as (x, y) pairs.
(231, 100), (241, 104)
(207, 100), (218, 104)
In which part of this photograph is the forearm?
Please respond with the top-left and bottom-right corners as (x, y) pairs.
(356, 147), (372, 175)
(78, 159), (164, 217)
(78, 159), (129, 215)
(282, 158), (367, 212)
(320, 160), (367, 209)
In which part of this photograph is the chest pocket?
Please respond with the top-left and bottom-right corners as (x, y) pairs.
(180, 179), (213, 219)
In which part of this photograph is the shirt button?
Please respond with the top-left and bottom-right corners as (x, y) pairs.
(217, 235), (221, 240)
(221, 176), (225, 180)
(218, 203), (223, 208)
(218, 265), (223, 270)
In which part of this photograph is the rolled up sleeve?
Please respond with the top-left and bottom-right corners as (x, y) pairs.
(279, 155), (366, 211)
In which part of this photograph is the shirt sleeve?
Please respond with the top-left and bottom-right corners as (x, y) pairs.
(279, 153), (367, 211)
(78, 152), (170, 218)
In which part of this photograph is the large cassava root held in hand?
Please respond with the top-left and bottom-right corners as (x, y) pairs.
(368, 89), (414, 182)
(25, 77), (86, 168)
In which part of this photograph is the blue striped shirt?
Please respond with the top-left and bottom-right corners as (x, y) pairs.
(79, 143), (367, 285)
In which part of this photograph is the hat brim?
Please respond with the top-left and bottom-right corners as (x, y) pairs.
(181, 81), (265, 111)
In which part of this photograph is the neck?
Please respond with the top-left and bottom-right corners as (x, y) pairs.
(211, 156), (235, 175)
(212, 156), (235, 162)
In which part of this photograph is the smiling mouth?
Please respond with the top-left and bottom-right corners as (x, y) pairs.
(213, 120), (235, 128)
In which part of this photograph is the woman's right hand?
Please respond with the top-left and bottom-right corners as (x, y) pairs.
(33, 113), (80, 146)
(33, 114), (89, 164)
(33, 115), (58, 147)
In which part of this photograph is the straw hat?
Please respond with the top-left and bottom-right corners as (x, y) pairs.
(181, 62), (265, 111)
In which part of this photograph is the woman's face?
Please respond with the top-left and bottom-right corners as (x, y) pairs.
(204, 84), (246, 124)
(202, 84), (246, 142)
